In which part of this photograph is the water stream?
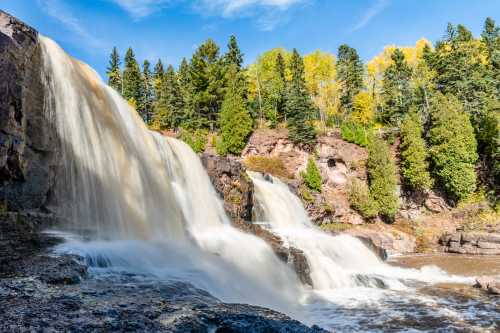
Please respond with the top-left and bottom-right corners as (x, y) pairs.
(39, 35), (498, 332)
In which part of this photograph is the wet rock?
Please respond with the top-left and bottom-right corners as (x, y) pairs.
(440, 231), (500, 255)
(0, 10), (59, 212)
(347, 228), (416, 256)
(474, 276), (500, 295)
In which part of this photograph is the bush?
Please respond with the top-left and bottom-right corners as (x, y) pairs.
(348, 178), (379, 219)
(243, 156), (291, 179)
(178, 128), (208, 153)
(429, 94), (478, 201)
(300, 157), (322, 192)
(340, 122), (372, 147)
(367, 135), (400, 220)
(400, 111), (433, 192)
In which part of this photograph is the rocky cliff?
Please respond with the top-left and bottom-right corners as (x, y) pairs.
(0, 10), (58, 213)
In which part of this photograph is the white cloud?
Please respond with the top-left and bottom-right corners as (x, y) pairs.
(107, 0), (173, 19)
(37, 0), (107, 50)
(352, 0), (389, 32)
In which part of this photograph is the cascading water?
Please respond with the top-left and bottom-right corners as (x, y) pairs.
(38, 34), (493, 332)
(39, 35), (302, 314)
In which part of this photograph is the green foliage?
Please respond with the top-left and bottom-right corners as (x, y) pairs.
(367, 135), (400, 220)
(380, 48), (413, 125)
(153, 59), (165, 101)
(336, 44), (364, 111)
(224, 35), (244, 69)
(106, 47), (122, 92)
(300, 157), (322, 192)
(243, 156), (291, 179)
(400, 110), (433, 191)
(122, 48), (144, 114)
(285, 49), (317, 145)
(217, 65), (253, 155)
(178, 128), (208, 153)
(340, 122), (372, 147)
(429, 93), (478, 201)
(348, 178), (379, 219)
(300, 186), (315, 202)
(153, 65), (184, 129)
(477, 100), (500, 188)
(142, 60), (154, 124)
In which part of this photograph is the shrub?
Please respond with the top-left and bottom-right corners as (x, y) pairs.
(178, 128), (208, 153)
(300, 157), (322, 192)
(367, 135), (400, 220)
(340, 122), (372, 147)
(348, 178), (379, 219)
(429, 93), (478, 201)
(300, 186), (315, 202)
(400, 111), (433, 192)
(243, 156), (291, 179)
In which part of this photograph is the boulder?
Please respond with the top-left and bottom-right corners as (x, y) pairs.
(474, 276), (500, 295)
(0, 10), (58, 212)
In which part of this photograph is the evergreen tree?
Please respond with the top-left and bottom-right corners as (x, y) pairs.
(153, 59), (165, 101)
(476, 99), (500, 192)
(300, 157), (322, 192)
(336, 44), (364, 112)
(481, 17), (500, 95)
(178, 58), (195, 128)
(367, 135), (399, 220)
(285, 49), (317, 145)
(275, 52), (287, 121)
(400, 110), (433, 192)
(380, 49), (413, 125)
(122, 48), (144, 113)
(142, 60), (153, 124)
(106, 47), (122, 93)
(428, 93), (478, 201)
(189, 39), (225, 130)
(224, 35), (243, 69)
(217, 64), (253, 155)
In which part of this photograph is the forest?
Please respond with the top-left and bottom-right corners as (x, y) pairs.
(105, 18), (499, 217)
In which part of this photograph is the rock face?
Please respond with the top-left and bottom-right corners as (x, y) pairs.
(474, 276), (500, 295)
(347, 227), (416, 256)
(0, 10), (58, 212)
(201, 153), (313, 286)
(440, 231), (500, 255)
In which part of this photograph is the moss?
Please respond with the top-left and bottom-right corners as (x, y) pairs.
(320, 223), (353, 232)
(243, 155), (292, 179)
(300, 187), (314, 203)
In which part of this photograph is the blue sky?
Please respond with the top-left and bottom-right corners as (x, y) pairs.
(1, 0), (498, 78)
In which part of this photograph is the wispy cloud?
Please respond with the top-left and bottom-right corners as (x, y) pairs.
(194, 0), (308, 31)
(37, 0), (107, 50)
(107, 0), (173, 19)
(352, 0), (389, 32)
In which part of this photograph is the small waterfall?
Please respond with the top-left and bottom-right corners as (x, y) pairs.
(39, 35), (302, 314)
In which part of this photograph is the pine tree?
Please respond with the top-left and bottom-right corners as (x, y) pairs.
(481, 17), (500, 96)
(142, 60), (153, 124)
(224, 35), (243, 69)
(106, 47), (122, 93)
(217, 64), (253, 155)
(178, 58), (195, 128)
(367, 135), (399, 220)
(153, 59), (165, 101)
(300, 157), (322, 192)
(380, 48), (413, 125)
(428, 93), (478, 201)
(189, 39), (225, 130)
(400, 110), (433, 192)
(285, 49), (317, 145)
(163, 65), (184, 128)
(122, 48), (144, 114)
(275, 52), (287, 121)
(336, 44), (364, 112)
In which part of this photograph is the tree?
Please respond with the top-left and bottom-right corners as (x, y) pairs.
(350, 91), (374, 125)
(300, 157), (322, 192)
(285, 49), (317, 145)
(189, 39), (225, 130)
(122, 48), (144, 114)
(142, 60), (153, 124)
(217, 65), (253, 155)
(155, 65), (184, 129)
(367, 135), (399, 220)
(349, 178), (379, 219)
(476, 99), (500, 191)
(177, 58), (194, 128)
(400, 110), (433, 192)
(428, 93), (478, 201)
(481, 17), (500, 96)
(224, 35), (243, 69)
(153, 59), (165, 101)
(380, 49), (413, 125)
(336, 44), (364, 112)
(106, 47), (122, 93)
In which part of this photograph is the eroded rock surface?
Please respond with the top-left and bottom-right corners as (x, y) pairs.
(440, 231), (500, 255)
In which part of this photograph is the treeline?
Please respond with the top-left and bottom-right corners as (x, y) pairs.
(107, 18), (499, 210)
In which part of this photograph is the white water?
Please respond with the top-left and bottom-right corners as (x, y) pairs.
(38, 35), (487, 332)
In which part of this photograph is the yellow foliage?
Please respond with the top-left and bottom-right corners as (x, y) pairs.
(350, 92), (374, 125)
(303, 50), (336, 97)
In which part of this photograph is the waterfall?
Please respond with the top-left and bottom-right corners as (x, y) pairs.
(39, 36), (302, 314)
(249, 172), (471, 292)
